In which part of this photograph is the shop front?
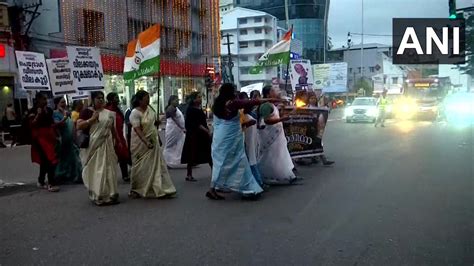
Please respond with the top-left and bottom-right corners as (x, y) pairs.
(50, 49), (208, 114)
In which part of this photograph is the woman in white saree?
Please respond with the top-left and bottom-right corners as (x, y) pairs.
(77, 91), (122, 206)
(163, 95), (186, 168)
(257, 86), (297, 185)
(129, 90), (177, 199)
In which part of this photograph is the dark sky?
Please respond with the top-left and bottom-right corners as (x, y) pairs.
(328, 0), (473, 48)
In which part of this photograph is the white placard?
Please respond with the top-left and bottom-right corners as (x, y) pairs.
(46, 58), (76, 96)
(71, 90), (89, 100)
(290, 59), (314, 91)
(313, 62), (348, 93)
(66, 46), (105, 91)
(15, 51), (51, 91)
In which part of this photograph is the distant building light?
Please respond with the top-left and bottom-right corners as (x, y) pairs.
(0, 44), (5, 58)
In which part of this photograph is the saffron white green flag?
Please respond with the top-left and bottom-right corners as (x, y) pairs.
(124, 24), (161, 81)
(250, 29), (292, 75)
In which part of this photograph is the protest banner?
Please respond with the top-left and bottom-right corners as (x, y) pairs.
(281, 107), (329, 158)
(15, 51), (50, 91)
(66, 46), (104, 91)
(289, 59), (314, 91)
(46, 58), (76, 96)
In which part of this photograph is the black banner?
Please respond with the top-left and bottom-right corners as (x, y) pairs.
(281, 107), (329, 158)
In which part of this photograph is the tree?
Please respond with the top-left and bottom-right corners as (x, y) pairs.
(354, 77), (373, 96)
(458, 12), (474, 78)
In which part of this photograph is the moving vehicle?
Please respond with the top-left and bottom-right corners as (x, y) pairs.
(396, 77), (451, 121)
(442, 91), (474, 125)
(345, 97), (378, 123)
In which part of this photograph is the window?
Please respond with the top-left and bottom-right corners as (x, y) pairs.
(254, 41), (262, 47)
(239, 42), (248, 48)
(349, 68), (352, 73)
(392, 77), (398, 84)
(369, 67), (375, 73)
(239, 18), (247, 24)
(240, 29), (248, 35)
(83, 9), (105, 45)
(254, 28), (262, 34)
(254, 17), (262, 23)
(358, 67), (361, 73)
(241, 55), (248, 61)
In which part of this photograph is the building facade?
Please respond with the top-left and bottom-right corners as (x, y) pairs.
(2, 0), (220, 113)
(235, 0), (329, 64)
(219, 0), (234, 13)
(331, 43), (411, 93)
(220, 7), (279, 89)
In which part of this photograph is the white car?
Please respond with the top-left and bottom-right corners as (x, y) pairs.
(345, 97), (378, 123)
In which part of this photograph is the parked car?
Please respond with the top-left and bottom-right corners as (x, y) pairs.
(345, 97), (378, 123)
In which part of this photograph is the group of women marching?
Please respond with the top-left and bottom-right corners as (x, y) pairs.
(29, 82), (324, 205)
(29, 90), (176, 205)
(162, 83), (299, 200)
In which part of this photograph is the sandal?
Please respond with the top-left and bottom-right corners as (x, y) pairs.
(185, 176), (197, 182)
(128, 191), (141, 199)
(48, 185), (60, 192)
(206, 191), (225, 200)
(37, 182), (47, 189)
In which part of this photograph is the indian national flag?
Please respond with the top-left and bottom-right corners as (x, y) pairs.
(124, 24), (161, 81)
(250, 29), (292, 74)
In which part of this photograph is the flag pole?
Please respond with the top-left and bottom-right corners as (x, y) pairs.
(284, 25), (293, 98)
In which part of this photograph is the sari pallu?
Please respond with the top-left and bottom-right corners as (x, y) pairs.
(53, 111), (82, 183)
(163, 108), (186, 168)
(81, 109), (119, 205)
(258, 105), (296, 184)
(243, 114), (263, 186)
(130, 108), (176, 198)
(211, 115), (263, 195)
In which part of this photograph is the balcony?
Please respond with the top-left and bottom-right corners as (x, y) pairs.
(238, 46), (267, 55)
(239, 33), (275, 42)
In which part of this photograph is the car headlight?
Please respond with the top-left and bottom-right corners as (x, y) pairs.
(367, 108), (378, 116)
(345, 107), (354, 116)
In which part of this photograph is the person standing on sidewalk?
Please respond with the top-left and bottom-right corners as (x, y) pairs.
(29, 92), (60, 192)
(181, 92), (212, 182)
(5, 103), (18, 147)
(375, 89), (388, 128)
(53, 97), (82, 184)
(77, 91), (121, 206)
(128, 90), (176, 199)
(105, 92), (131, 182)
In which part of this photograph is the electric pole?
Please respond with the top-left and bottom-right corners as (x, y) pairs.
(222, 33), (235, 84)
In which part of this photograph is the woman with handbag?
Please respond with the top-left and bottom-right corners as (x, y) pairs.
(53, 97), (82, 184)
(77, 91), (123, 206)
(128, 90), (176, 199)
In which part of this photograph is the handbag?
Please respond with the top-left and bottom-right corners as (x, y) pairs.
(76, 129), (90, 148)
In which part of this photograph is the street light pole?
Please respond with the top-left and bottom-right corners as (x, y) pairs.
(360, 0), (364, 81)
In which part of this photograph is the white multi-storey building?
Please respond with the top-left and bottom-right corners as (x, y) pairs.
(220, 7), (279, 89)
(219, 0), (233, 13)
